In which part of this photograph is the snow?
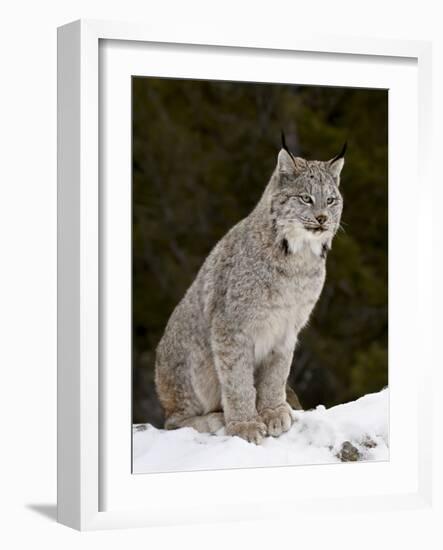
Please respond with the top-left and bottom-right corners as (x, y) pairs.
(133, 389), (389, 474)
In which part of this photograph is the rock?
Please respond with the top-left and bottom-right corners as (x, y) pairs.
(133, 424), (148, 432)
(336, 440), (362, 462)
(361, 436), (377, 448)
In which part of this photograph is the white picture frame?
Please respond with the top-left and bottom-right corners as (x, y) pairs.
(57, 19), (433, 531)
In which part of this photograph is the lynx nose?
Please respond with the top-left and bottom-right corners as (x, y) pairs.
(316, 214), (328, 225)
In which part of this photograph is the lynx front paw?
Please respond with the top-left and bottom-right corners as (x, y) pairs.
(226, 419), (267, 445)
(259, 404), (293, 437)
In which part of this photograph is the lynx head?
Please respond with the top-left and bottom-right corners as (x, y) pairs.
(271, 134), (346, 256)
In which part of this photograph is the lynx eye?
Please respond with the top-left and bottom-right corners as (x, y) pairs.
(299, 194), (313, 204)
(327, 196), (335, 205)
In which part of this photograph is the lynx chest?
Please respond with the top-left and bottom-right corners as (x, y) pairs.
(252, 258), (326, 364)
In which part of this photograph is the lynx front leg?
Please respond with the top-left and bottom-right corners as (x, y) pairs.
(255, 348), (294, 437)
(213, 331), (266, 445)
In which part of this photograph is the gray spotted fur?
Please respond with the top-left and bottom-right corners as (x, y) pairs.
(155, 145), (345, 444)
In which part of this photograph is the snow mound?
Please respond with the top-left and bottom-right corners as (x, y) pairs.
(133, 389), (389, 474)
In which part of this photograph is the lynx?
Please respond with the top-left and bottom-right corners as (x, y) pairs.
(155, 136), (345, 444)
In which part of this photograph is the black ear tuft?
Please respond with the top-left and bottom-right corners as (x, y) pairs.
(331, 141), (347, 163)
(281, 130), (288, 152)
(281, 130), (293, 157)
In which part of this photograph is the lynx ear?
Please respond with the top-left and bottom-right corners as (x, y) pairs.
(278, 148), (297, 173)
(278, 131), (306, 175)
(328, 142), (347, 184)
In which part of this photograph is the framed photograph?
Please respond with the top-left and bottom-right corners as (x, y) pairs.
(57, 19), (433, 530)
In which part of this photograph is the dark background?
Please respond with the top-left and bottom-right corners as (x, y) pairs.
(132, 77), (388, 426)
